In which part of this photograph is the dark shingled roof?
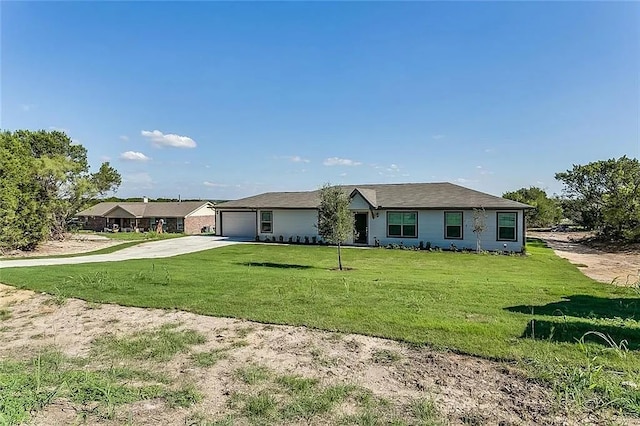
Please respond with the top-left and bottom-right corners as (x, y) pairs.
(216, 183), (532, 210)
(77, 201), (214, 218)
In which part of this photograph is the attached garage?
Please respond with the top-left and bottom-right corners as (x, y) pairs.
(220, 211), (256, 238)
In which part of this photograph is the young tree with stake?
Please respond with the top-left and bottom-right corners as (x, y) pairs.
(317, 184), (355, 271)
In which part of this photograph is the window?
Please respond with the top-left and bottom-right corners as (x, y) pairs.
(497, 212), (517, 241)
(387, 211), (417, 238)
(444, 211), (463, 239)
(260, 211), (273, 233)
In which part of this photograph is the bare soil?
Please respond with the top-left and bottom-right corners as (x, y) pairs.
(0, 234), (124, 258)
(0, 237), (637, 425)
(529, 231), (640, 285)
(1, 285), (634, 426)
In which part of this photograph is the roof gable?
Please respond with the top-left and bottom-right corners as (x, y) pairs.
(350, 188), (377, 209)
(103, 205), (144, 218)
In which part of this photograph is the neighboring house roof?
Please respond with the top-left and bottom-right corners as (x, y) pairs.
(216, 183), (533, 210)
(77, 201), (214, 218)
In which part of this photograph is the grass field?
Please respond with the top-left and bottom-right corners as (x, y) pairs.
(1, 240), (639, 414)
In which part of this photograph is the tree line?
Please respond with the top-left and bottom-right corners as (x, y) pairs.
(0, 130), (121, 251)
(503, 156), (639, 242)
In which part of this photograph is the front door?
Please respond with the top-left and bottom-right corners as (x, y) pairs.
(354, 213), (368, 244)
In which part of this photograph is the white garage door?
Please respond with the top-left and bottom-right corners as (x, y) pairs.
(221, 211), (256, 238)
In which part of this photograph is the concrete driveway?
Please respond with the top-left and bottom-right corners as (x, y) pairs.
(0, 236), (244, 269)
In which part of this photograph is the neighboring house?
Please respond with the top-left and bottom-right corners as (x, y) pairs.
(76, 200), (215, 234)
(215, 183), (533, 252)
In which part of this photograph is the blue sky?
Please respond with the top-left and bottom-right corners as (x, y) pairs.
(2, 2), (638, 200)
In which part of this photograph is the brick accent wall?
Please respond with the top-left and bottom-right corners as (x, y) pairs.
(83, 216), (107, 232)
(185, 215), (215, 234)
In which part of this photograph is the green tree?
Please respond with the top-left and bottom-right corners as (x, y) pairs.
(0, 130), (121, 249)
(555, 156), (640, 241)
(0, 132), (48, 251)
(317, 184), (354, 271)
(502, 187), (562, 228)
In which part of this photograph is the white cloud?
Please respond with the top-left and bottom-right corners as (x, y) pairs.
(455, 177), (479, 184)
(339, 172), (347, 177)
(323, 157), (362, 166)
(274, 155), (310, 163)
(120, 151), (151, 162)
(20, 104), (35, 112)
(141, 130), (197, 148)
(100, 156), (111, 162)
(48, 126), (69, 133)
(203, 181), (228, 187)
(432, 134), (445, 140)
(290, 155), (310, 163)
(120, 135), (129, 141)
(374, 163), (403, 177)
(484, 148), (494, 153)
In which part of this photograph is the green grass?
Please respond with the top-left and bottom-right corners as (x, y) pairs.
(93, 323), (206, 362)
(410, 398), (446, 426)
(98, 231), (186, 241)
(234, 364), (271, 385)
(0, 348), (200, 425)
(225, 368), (399, 425)
(371, 349), (402, 365)
(224, 368), (427, 425)
(190, 348), (228, 367)
(1, 242), (639, 414)
(0, 309), (11, 320)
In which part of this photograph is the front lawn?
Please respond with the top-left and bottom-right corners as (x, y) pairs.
(1, 241), (639, 413)
(92, 231), (186, 241)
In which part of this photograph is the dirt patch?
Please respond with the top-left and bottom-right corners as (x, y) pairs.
(0, 283), (34, 308)
(529, 231), (640, 286)
(0, 234), (125, 258)
(0, 287), (631, 425)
